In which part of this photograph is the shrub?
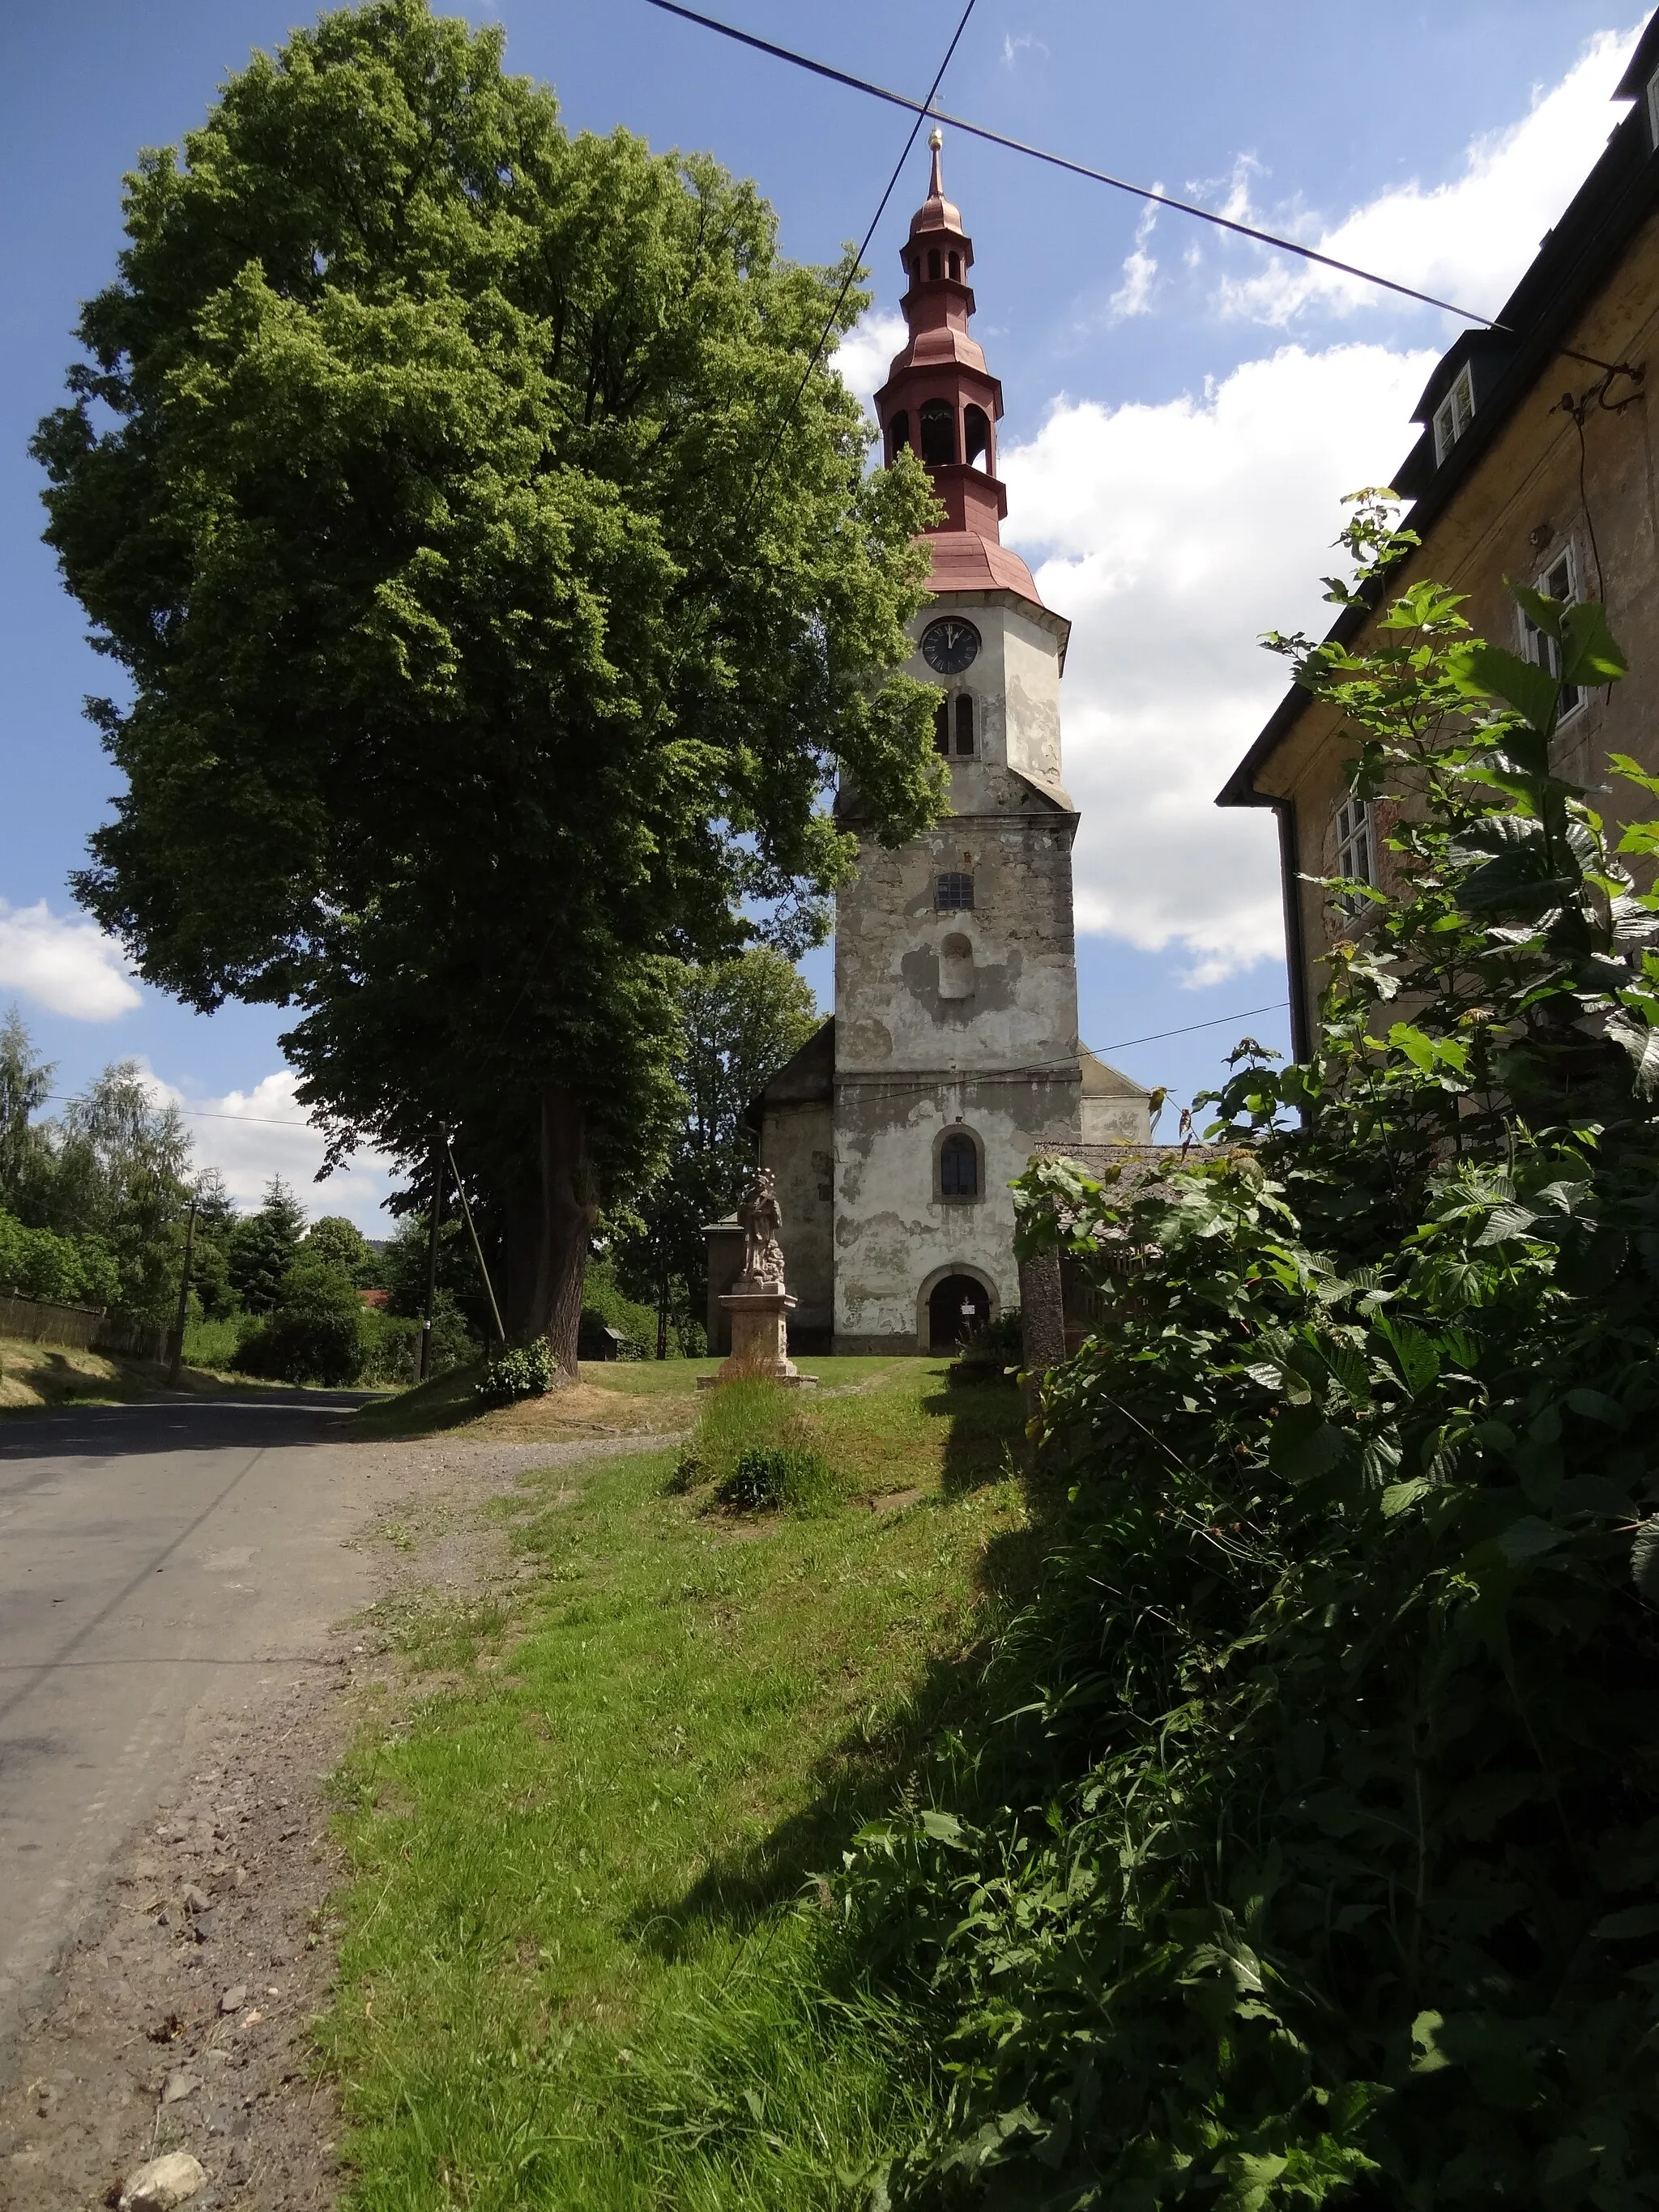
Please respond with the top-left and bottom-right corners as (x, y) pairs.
(475, 1337), (558, 1407)
(359, 1308), (420, 1387)
(232, 1309), (365, 1387)
(817, 539), (1659, 2205)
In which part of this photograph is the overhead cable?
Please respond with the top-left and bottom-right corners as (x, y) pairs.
(644, 0), (1506, 330)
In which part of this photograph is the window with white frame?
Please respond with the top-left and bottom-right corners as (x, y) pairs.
(1518, 543), (1584, 721)
(1333, 795), (1377, 915)
(1432, 364), (1475, 465)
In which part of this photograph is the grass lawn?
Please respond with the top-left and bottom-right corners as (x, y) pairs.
(324, 1358), (1044, 2208)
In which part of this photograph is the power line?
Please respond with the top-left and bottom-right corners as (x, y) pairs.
(736, 0), (979, 522)
(1087, 1002), (1290, 1055)
(644, 0), (1505, 330)
(485, 0), (979, 1063)
(43, 1090), (313, 1131)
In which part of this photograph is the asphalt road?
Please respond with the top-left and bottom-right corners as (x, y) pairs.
(0, 1392), (386, 2052)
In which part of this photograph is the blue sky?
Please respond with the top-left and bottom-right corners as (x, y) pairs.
(0, 0), (1648, 1222)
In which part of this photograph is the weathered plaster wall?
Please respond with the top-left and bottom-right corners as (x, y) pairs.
(757, 1098), (835, 1341)
(833, 1072), (1081, 1349)
(832, 597), (1086, 1349)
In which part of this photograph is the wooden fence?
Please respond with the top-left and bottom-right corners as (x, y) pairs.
(0, 1292), (179, 1366)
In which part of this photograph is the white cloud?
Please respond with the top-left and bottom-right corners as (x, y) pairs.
(835, 309), (906, 416)
(0, 899), (142, 1021)
(1000, 32), (1049, 66)
(1003, 343), (1438, 982)
(1110, 198), (1160, 318)
(141, 1066), (400, 1234)
(1220, 28), (1642, 324)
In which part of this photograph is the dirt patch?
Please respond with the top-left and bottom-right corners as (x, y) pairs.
(0, 1428), (672, 2211)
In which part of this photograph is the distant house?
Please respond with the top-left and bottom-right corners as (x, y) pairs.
(357, 1288), (389, 1310)
(1218, 20), (1659, 1055)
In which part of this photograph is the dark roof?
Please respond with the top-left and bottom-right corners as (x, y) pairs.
(740, 1017), (834, 1136)
(1218, 23), (1659, 809)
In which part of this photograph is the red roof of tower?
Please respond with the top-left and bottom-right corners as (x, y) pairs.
(874, 130), (1044, 607)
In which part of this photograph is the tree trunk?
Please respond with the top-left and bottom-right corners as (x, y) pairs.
(500, 1158), (544, 1343)
(533, 1081), (598, 1378)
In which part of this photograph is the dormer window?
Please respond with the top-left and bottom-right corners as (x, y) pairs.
(1432, 364), (1475, 465)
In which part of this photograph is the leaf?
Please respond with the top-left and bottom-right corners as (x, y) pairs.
(1474, 1204), (1541, 1247)
(1376, 1316), (1442, 1396)
(1497, 1515), (1563, 1564)
(919, 1809), (967, 1846)
(1217, 2150), (1289, 2210)
(1559, 598), (1628, 688)
(1631, 1517), (1659, 1605)
(1563, 1386), (1625, 1428)
(1268, 1406), (1347, 1483)
(1592, 1903), (1659, 1939)
(1606, 1010), (1659, 1095)
(1508, 577), (1564, 642)
(1446, 640), (1560, 733)
(1388, 1022), (1438, 1073)
(1382, 1478), (1431, 1517)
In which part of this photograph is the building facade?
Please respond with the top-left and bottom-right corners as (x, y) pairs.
(1220, 24), (1659, 1052)
(709, 136), (1149, 1356)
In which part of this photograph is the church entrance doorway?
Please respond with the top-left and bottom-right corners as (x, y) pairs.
(928, 1272), (991, 1352)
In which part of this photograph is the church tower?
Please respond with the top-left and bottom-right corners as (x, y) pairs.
(719, 134), (1149, 1357)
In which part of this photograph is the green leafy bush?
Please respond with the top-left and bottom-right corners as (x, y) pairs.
(475, 1337), (558, 1406)
(0, 1208), (122, 1308)
(818, 530), (1659, 2206)
(232, 1310), (365, 1387)
(358, 1308), (420, 1387)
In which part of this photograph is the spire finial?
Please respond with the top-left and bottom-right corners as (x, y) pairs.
(928, 126), (944, 197)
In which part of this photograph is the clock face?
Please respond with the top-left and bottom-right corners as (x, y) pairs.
(920, 616), (981, 675)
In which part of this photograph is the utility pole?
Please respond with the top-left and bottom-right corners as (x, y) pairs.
(166, 1199), (199, 1388)
(419, 1134), (446, 1383)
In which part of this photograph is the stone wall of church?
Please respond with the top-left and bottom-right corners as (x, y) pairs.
(833, 799), (1084, 1350)
(757, 1096), (835, 1349)
(832, 1070), (1081, 1350)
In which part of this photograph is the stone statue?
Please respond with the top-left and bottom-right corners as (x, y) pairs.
(736, 1168), (786, 1288)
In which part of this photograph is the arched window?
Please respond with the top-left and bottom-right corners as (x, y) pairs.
(948, 250), (961, 280)
(940, 1132), (979, 1200)
(953, 694), (975, 756)
(928, 248), (942, 280)
(889, 410), (911, 457)
(964, 405), (992, 469)
(919, 399), (957, 465)
(936, 871), (975, 912)
(932, 698), (950, 756)
(938, 931), (975, 1001)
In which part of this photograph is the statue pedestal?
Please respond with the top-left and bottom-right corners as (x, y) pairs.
(702, 1282), (816, 1387)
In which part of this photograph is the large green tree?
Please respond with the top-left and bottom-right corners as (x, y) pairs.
(35, 0), (942, 1370)
(613, 948), (821, 1354)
